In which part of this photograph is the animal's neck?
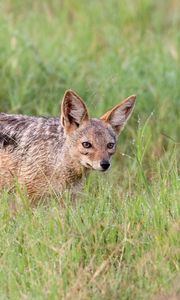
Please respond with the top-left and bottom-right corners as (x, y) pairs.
(53, 147), (88, 187)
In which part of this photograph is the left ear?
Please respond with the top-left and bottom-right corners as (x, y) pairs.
(100, 95), (136, 135)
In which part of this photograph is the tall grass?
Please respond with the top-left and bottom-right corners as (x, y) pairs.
(0, 0), (179, 299)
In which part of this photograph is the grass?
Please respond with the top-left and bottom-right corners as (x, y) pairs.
(0, 0), (180, 299)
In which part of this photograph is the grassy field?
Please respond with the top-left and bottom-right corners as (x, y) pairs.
(0, 0), (180, 299)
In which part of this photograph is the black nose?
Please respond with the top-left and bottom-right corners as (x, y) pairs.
(100, 160), (110, 170)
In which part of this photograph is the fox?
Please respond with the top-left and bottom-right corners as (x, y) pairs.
(0, 90), (136, 204)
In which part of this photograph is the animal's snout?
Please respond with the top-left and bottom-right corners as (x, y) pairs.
(100, 160), (110, 171)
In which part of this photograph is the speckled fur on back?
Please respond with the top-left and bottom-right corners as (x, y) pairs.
(0, 90), (136, 204)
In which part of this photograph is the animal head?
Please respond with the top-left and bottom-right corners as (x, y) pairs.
(61, 90), (136, 171)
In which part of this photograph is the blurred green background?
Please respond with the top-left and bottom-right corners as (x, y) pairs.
(0, 1), (179, 299)
(0, 0), (179, 133)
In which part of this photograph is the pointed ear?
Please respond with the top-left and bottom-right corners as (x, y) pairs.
(100, 95), (136, 135)
(61, 90), (89, 133)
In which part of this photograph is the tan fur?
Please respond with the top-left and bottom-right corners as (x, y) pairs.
(0, 90), (136, 204)
(0, 151), (17, 189)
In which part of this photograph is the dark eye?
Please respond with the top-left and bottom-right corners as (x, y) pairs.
(82, 142), (92, 148)
(107, 143), (115, 149)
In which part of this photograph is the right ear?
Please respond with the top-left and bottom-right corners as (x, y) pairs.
(61, 90), (89, 133)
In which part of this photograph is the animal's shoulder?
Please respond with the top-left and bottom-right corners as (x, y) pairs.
(0, 113), (60, 131)
(0, 112), (58, 124)
(0, 113), (63, 150)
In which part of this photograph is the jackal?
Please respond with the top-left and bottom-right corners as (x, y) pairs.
(0, 90), (136, 203)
